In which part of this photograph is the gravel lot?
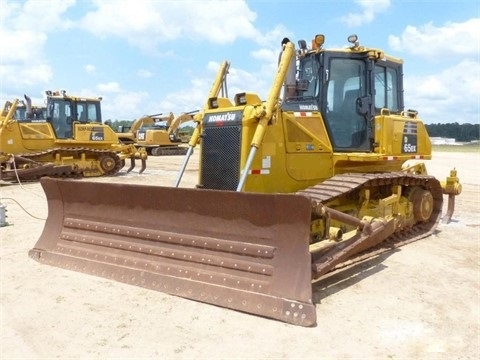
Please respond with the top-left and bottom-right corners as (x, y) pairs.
(1, 150), (479, 359)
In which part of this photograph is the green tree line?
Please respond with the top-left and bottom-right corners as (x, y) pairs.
(425, 123), (479, 142)
(106, 119), (478, 142)
(104, 120), (134, 132)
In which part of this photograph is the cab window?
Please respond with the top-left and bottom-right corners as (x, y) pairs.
(297, 56), (320, 98)
(76, 102), (101, 123)
(374, 65), (400, 113)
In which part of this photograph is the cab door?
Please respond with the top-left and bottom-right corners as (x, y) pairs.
(321, 54), (372, 152)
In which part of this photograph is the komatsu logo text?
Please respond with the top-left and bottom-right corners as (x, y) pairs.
(206, 112), (237, 123)
(299, 104), (318, 111)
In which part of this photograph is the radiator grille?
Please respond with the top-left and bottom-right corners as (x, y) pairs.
(201, 125), (241, 190)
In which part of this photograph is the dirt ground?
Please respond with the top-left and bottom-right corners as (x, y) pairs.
(1, 150), (479, 359)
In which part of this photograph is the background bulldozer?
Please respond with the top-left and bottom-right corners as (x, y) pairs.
(12, 96), (46, 121)
(30, 36), (461, 326)
(0, 91), (147, 181)
(116, 111), (197, 156)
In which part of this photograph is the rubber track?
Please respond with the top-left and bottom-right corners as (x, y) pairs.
(296, 172), (444, 269)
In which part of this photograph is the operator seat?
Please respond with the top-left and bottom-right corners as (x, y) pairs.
(78, 111), (87, 123)
(331, 90), (359, 147)
(342, 90), (358, 114)
(340, 90), (366, 147)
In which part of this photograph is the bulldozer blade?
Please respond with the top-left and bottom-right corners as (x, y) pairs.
(29, 178), (316, 326)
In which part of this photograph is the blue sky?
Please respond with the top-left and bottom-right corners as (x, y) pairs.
(1, 0), (479, 124)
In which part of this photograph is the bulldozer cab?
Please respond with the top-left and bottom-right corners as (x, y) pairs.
(46, 90), (102, 139)
(293, 44), (403, 152)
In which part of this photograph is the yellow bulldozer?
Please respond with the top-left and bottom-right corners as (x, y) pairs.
(13, 95), (46, 121)
(0, 90), (147, 181)
(29, 35), (461, 326)
(116, 111), (198, 156)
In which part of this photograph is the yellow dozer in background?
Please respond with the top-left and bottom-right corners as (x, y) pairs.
(30, 35), (461, 326)
(0, 91), (147, 181)
(116, 111), (198, 156)
(13, 95), (46, 121)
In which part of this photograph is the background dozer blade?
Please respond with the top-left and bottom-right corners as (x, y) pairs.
(29, 178), (316, 326)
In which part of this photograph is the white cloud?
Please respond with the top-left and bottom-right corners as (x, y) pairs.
(341, 0), (391, 27)
(101, 91), (150, 120)
(405, 59), (480, 124)
(18, 64), (53, 86)
(153, 60), (271, 117)
(0, 26), (49, 86)
(136, 69), (153, 78)
(13, 0), (76, 32)
(184, 1), (258, 44)
(156, 63), (222, 113)
(85, 64), (96, 74)
(391, 18), (480, 124)
(79, 0), (259, 53)
(251, 48), (277, 63)
(389, 18), (480, 58)
(0, 0), (76, 92)
(0, 29), (47, 63)
(255, 24), (293, 48)
(97, 82), (122, 93)
(413, 78), (449, 101)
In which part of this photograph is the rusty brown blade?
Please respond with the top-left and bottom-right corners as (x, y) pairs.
(29, 178), (316, 326)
